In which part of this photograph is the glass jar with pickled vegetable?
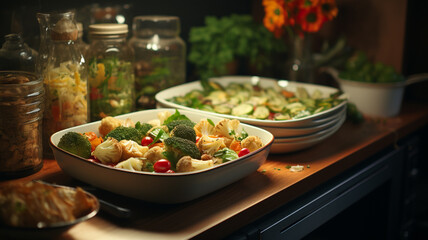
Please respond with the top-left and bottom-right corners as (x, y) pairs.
(129, 16), (186, 110)
(86, 23), (135, 121)
(39, 11), (89, 157)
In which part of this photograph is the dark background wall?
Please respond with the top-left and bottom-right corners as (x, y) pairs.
(0, 0), (254, 81)
(1, 0), (427, 80)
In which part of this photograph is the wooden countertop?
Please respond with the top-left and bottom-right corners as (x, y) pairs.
(2, 101), (428, 240)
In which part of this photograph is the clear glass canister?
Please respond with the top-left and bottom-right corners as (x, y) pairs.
(87, 23), (135, 121)
(0, 71), (44, 179)
(129, 16), (186, 110)
(0, 34), (37, 72)
(38, 11), (89, 157)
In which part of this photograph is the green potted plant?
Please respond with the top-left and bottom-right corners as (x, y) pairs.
(188, 14), (286, 80)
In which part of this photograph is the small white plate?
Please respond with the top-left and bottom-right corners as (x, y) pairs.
(274, 112), (345, 143)
(260, 106), (346, 137)
(270, 113), (346, 154)
(50, 109), (274, 204)
(0, 183), (99, 239)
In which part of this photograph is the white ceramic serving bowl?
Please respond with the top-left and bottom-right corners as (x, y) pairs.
(155, 76), (347, 128)
(322, 67), (428, 118)
(50, 109), (274, 204)
(337, 78), (405, 117)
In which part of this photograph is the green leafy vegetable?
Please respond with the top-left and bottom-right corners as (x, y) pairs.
(339, 51), (404, 83)
(213, 148), (239, 163)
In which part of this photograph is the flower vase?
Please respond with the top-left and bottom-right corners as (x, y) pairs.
(284, 34), (315, 83)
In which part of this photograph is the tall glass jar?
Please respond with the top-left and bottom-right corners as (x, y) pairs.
(129, 16), (186, 110)
(38, 11), (89, 157)
(86, 23), (135, 121)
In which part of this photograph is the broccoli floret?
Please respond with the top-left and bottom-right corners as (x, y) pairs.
(165, 119), (196, 132)
(135, 122), (153, 136)
(104, 126), (143, 143)
(170, 124), (197, 142)
(163, 137), (201, 167)
(58, 132), (92, 158)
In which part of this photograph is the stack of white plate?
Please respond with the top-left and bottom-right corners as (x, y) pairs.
(259, 105), (346, 153)
(155, 76), (347, 154)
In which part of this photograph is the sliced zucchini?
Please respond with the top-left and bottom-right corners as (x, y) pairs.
(311, 89), (323, 99)
(208, 81), (224, 91)
(285, 102), (305, 110)
(185, 90), (204, 99)
(248, 96), (268, 106)
(214, 104), (232, 114)
(229, 97), (241, 105)
(274, 113), (291, 120)
(231, 104), (253, 116)
(301, 98), (316, 108)
(252, 106), (270, 119)
(200, 105), (215, 112)
(296, 87), (310, 99)
(293, 110), (311, 119)
(207, 91), (227, 105)
(267, 103), (284, 113)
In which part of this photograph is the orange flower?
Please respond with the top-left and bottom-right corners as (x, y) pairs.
(262, 0), (337, 37)
(297, 0), (320, 8)
(320, 0), (338, 20)
(296, 5), (326, 32)
(263, 0), (286, 37)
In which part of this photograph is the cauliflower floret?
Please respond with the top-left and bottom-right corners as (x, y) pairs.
(115, 157), (143, 171)
(143, 146), (165, 163)
(213, 119), (240, 139)
(121, 118), (135, 128)
(98, 116), (135, 137)
(221, 136), (233, 148)
(241, 136), (264, 152)
(176, 156), (214, 172)
(98, 117), (122, 137)
(194, 118), (215, 137)
(92, 137), (122, 164)
(147, 119), (160, 127)
(157, 111), (172, 124)
(196, 135), (226, 156)
(119, 140), (149, 161)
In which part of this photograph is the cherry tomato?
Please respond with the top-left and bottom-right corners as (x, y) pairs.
(141, 136), (154, 146)
(166, 169), (175, 173)
(238, 148), (250, 157)
(154, 159), (171, 173)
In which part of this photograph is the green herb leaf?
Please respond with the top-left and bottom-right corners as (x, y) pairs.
(207, 119), (215, 126)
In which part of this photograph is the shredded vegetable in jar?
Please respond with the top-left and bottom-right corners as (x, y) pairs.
(39, 11), (89, 158)
(88, 57), (134, 120)
(44, 61), (88, 130)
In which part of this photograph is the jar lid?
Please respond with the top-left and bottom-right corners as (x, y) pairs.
(89, 24), (128, 35)
(132, 16), (180, 37)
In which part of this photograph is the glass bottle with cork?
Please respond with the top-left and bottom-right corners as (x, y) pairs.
(39, 11), (89, 157)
